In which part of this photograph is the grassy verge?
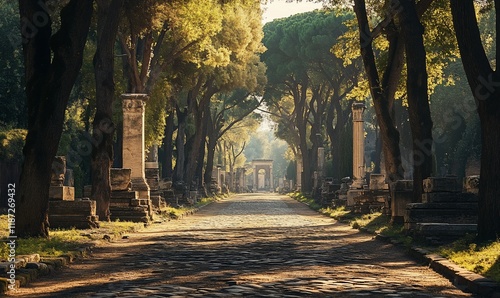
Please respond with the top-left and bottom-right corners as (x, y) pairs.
(436, 235), (500, 282)
(290, 192), (500, 283)
(0, 195), (219, 261)
(0, 216), (144, 260)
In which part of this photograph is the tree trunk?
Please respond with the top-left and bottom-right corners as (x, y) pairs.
(399, 0), (433, 202)
(185, 87), (215, 186)
(173, 106), (187, 182)
(450, 0), (500, 241)
(353, 0), (404, 183)
(17, 0), (93, 237)
(91, 0), (123, 221)
(161, 111), (175, 179)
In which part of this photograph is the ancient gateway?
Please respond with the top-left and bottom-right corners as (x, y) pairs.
(251, 159), (273, 192)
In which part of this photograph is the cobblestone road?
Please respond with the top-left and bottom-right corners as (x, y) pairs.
(12, 193), (473, 297)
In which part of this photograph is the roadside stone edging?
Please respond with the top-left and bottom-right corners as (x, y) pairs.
(409, 246), (500, 298)
(290, 195), (500, 298)
(0, 247), (92, 294)
(374, 234), (500, 297)
(0, 199), (216, 295)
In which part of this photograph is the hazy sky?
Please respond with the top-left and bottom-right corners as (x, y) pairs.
(261, 1), (324, 23)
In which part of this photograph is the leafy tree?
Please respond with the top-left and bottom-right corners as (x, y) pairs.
(262, 10), (355, 191)
(17, 0), (93, 237)
(0, 129), (27, 162)
(449, 0), (500, 241)
(91, 0), (124, 221)
(339, 0), (457, 201)
(0, 0), (27, 128)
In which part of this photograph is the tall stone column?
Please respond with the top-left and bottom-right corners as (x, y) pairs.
(296, 158), (303, 191)
(269, 165), (273, 191)
(351, 102), (366, 189)
(122, 94), (150, 200)
(253, 166), (258, 191)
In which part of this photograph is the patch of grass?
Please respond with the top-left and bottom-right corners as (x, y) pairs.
(291, 193), (500, 282)
(0, 215), (145, 261)
(320, 206), (351, 219)
(290, 192), (322, 210)
(97, 220), (144, 238)
(436, 236), (500, 283)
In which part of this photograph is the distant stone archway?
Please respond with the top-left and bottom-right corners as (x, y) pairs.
(251, 159), (273, 192)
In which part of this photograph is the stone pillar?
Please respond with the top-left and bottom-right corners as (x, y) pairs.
(351, 102), (366, 189)
(253, 166), (258, 191)
(269, 165), (273, 191)
(296, 158), (303, 191)
(122, 93), (150, 200)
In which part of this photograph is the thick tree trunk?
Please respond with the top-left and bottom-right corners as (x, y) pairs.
(161, 111), (175, 179)
(204, 111), (217, 190)
(17, 0), (93, 237)
(91, 0), (123, 222)
(353, 0), (404, 183)
(450, 0), (500, 241)
(399, 0), (433, 202)
(173, 106), (187, 182)
(185, 88), (215, 186)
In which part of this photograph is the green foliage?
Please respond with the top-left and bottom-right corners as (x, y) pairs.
(145, 80), (170, 148)
(0, 129), (27, 162)
(0, 0), (26, 128)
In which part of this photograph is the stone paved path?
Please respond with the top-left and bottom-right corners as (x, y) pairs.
(10, 193), (473, 297)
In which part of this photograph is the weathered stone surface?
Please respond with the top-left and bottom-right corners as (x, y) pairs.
(159, 179), (173, 190)
(122, 94), (150, 201)
(151, 196), (166, 209)
(48, 215), (99, 229)
(390, 180), (413, 191)
(110, 168), (132, 191)
(369, 174), (388, 190)
(463, 175), (480, 194)
(423, 177), (460, 193)
(51, 156), (66, 186)
(415, 223), (477, 236)
(110, 190), (137, 200)
(49, 200), (96, 215)
(407, 202), (478, 210)
(390, 181), (414, 224)
(49, 186), (75, 201)
(405, 206), (478, 230)
(422, 192), (478, 203)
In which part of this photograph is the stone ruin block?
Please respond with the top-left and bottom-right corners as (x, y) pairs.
(159, 179), (173, 190)
(145, 168), (160, 191)
(423, 177), (460, 193)
(49, 156), (75, 201)
(151, 195), (167, 209)
(51, 156), (66, 187)
(48, 200), (98, 229)
(111, 168), (132, 191)
(463, 175), (479, 194)
(421, 192), (478, 203)
(390, 180), (413, 191)
(48, 186), (75, 201)
(390, 180), (414, 224)
(369, 174), (389, 190)
(405, 202), (478, 230)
